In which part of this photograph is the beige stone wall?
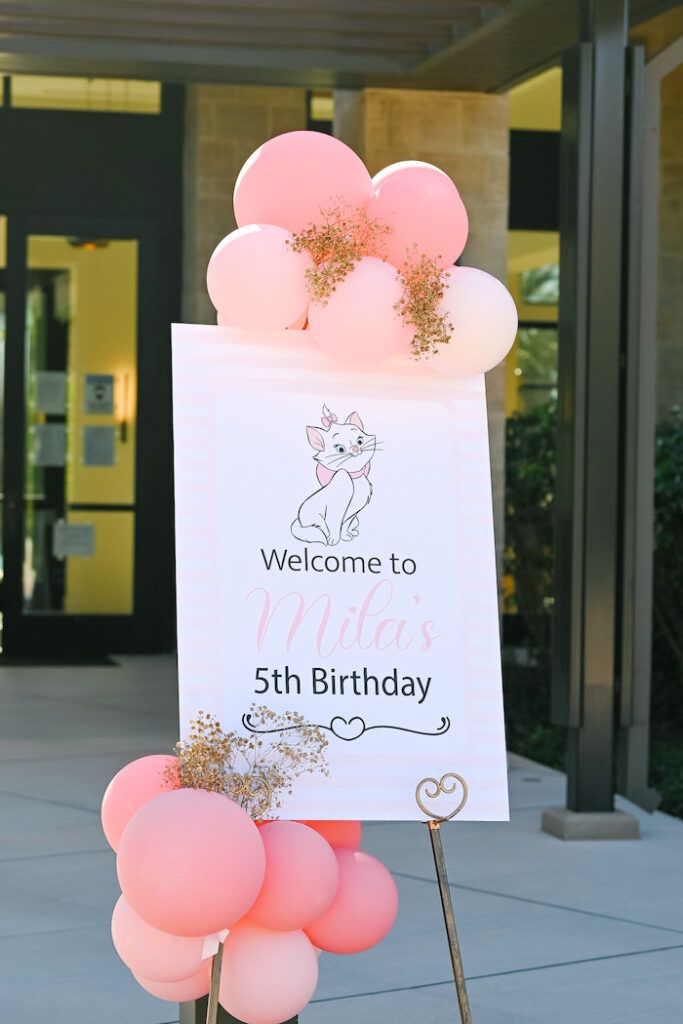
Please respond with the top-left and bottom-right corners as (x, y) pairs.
(335, 87), (510, 565)
(658, 62), (683, 416)
(182, 85), (307, 324)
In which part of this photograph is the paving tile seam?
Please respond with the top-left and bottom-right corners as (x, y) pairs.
(391, 871), (683, 936)
(0, 692), (179, 720)
(0, 847), (109, 864)
(0, 923), (102, 943)
(310, 942), (683, 1004)
(0, 787), (101, 816)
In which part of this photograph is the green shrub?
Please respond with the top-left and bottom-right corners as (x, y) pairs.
(503, 401), (683, 816)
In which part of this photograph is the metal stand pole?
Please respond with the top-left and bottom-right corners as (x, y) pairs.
(205, 942), (224, 1024)
(427, 820), (473, 1024)
(416, 772), (472, 1022)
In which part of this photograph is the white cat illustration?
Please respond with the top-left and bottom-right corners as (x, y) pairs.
(291, 405), (379, 546)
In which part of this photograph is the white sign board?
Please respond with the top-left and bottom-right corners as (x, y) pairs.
(33, 423), (66, 467)
(172, 324), (508, 821)
(84, 374), (115, 415)
(83, 425), (116, 467)
(53, 521), (95, 559)
(35, 371), (67, 415)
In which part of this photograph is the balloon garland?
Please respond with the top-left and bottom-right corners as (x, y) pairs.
(208, 130), (517, 375)
(103, 711), (398, 1022)
(105, 129), (518, 1023)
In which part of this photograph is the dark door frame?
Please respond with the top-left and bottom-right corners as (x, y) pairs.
(3, 212), (175, 654)
(0, 86), (182, 655)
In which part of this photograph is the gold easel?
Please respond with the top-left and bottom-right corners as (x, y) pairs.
(205, 774), (472, 1024)
(416, 773), (472, 1024)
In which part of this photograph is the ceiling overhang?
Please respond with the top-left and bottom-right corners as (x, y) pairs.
(0, 0), (678, 94)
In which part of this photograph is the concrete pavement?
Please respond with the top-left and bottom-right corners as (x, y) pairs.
(0, 655), (681, 1023)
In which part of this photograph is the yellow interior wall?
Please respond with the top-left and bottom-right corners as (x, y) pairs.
(506, 231), (560, 417)
(509, 67), (562, 131)
(64, 510), (135, 614)
(27, 236), (138, 613)
(506, 66), (562, 417)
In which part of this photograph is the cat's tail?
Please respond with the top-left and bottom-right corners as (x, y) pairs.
(291, 520), (328, 544)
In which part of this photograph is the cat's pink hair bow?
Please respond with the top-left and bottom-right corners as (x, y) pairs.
(321, 405), (338, 429)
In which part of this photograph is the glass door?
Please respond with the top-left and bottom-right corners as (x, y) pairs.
(2, 215), (174, 655)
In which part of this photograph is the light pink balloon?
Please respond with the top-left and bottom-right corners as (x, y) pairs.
(287, 308), (308, 330)
(101, 755), (178, 852)
(234, 130), (373, 234)
(305, 849), (398, 954)
(247, 822), (339, 931)
(430, 266), (518, 377)
(117, 789), (266, 937)
(219, 922), (318, 1024)
(370, 161), (468, 270)
(111, 895), (205, 983)
(207, 224), (310, 331)
(308, 256), (411, 366)
(133, 961), (211, 1002)
(300, 820), (362, 850)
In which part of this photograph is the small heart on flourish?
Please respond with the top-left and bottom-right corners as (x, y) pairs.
(329, 716), (366, 741)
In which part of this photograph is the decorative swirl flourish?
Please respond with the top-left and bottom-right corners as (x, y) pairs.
(415, 772), (468, 822)
(242, 713), (450, 743)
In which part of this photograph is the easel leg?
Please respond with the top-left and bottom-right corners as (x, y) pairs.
(205, 942), (224, 1024)
(427, 820), (473, 1024)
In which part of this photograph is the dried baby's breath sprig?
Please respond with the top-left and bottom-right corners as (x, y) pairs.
(287, 201), (390, 305)
(166, 707), (329, 819)
(395, 245), (453, 358)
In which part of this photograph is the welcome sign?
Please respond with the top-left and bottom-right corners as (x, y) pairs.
(172, 324), (508, 821)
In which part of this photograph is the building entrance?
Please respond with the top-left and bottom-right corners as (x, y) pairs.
(0, 83), (182, 655)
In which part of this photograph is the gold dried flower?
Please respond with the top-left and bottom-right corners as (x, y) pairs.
(395, 245), (453, 358)
(165, 708), (329, 819)
(287, 201), (390, 306)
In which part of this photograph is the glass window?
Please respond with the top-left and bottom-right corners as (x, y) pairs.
(23, 235), (138, 615)
(10, 76), (161, 114)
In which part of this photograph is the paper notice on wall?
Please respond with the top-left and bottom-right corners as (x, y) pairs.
(53, 521), (95, 559)
(33, 423), (66, 467)
(84, 374), (115, 415)
(171, 324), (509, 822)
(35, 371), (67, 414)
(83, 425), (116, 467)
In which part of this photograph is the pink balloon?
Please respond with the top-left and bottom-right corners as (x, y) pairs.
(234, 130), (373, 234)
(133, 961), (211, 1002)
(430, 266), (518, 377)
(287, 308), (308, 330)
(101, 755), (178, 852)
(247, 822), (339, 931)
(219, 922), (318, 1024)
(207, 224), (310, 331)
(300, 820), (362, 850)
(369, 161), (468, 270)
(305, 850), (398, 954)
(111, 895), (205, 983)
(117, 789), (266, 937)
(308, 256), (411, 367)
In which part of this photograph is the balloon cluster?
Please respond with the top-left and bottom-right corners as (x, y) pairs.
(102, 755), (398, 1024)
(207, 130), (517, 375)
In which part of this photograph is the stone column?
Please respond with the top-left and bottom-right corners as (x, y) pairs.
(335, 88), (510, 568)
(183, 85), (308, 325)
